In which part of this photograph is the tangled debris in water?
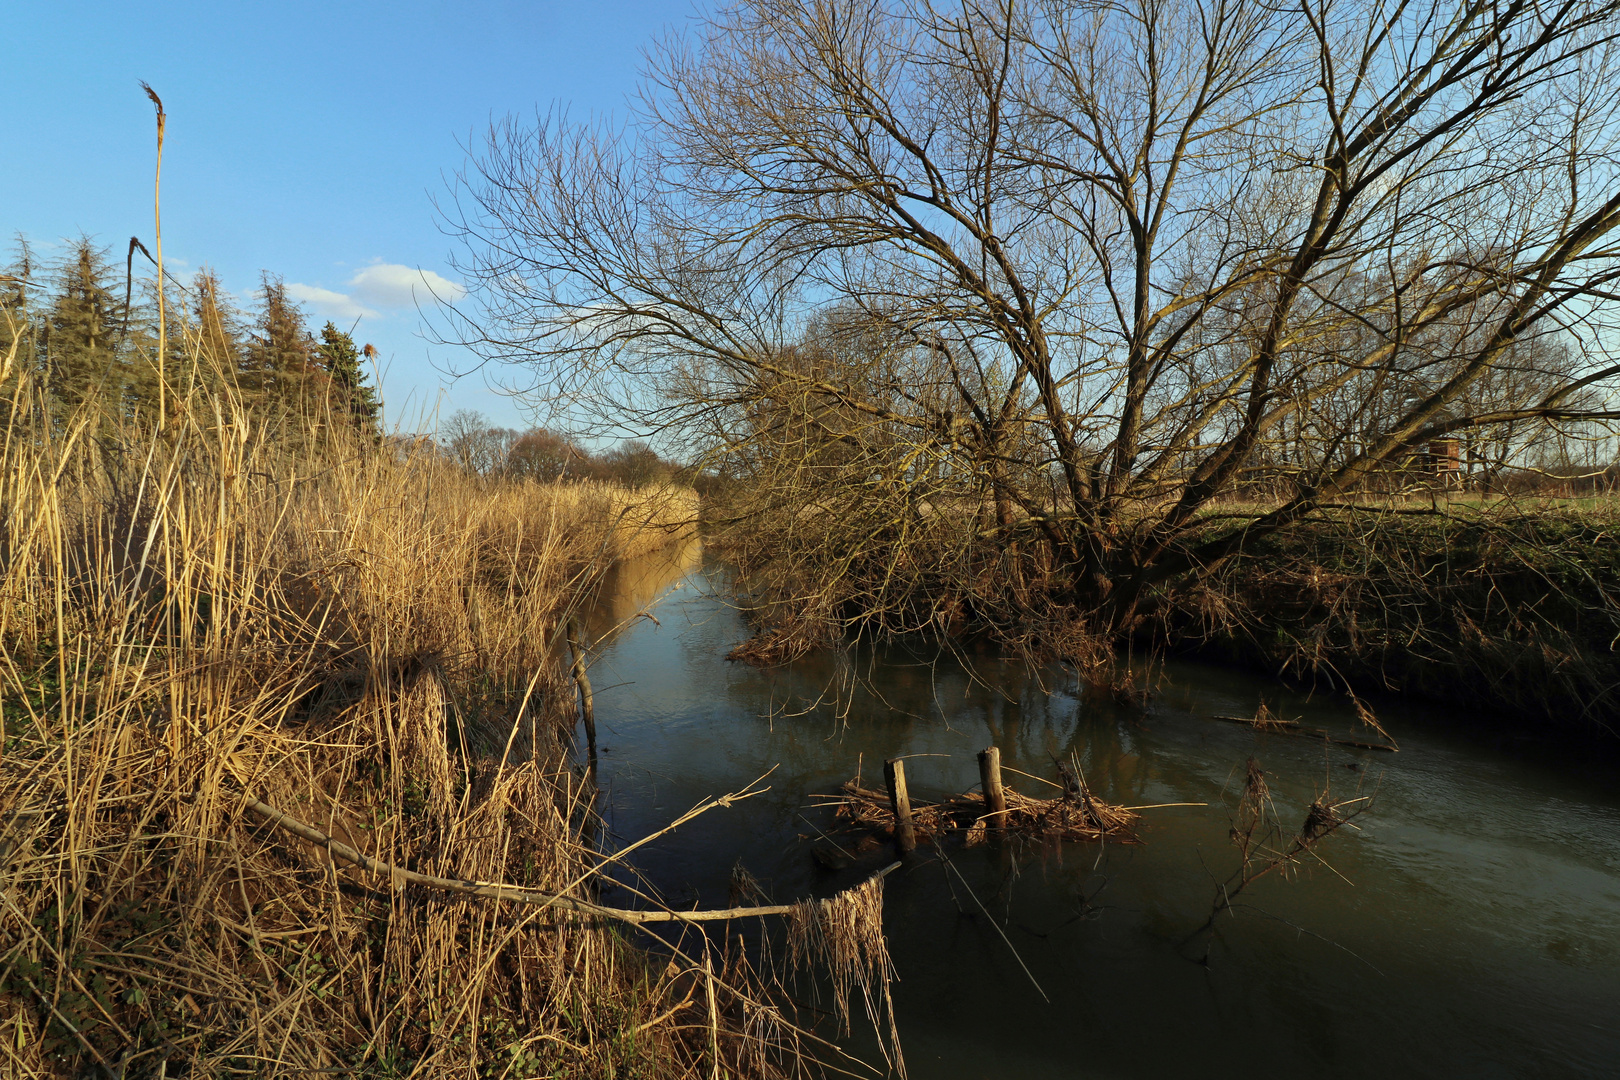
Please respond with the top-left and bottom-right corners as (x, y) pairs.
(818, 770), (1140, 847)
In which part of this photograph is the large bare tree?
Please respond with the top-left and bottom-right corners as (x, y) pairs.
(445, 0), (1620, 648)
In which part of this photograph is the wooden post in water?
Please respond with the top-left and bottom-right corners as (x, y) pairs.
(884, 757), (916, 854)
(566, 619), (597, 763)
(978, 746), (1007, 829)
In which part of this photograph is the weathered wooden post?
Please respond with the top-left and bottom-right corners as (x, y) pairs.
(978, 746), (1007, 829)
(883, 757), (916, 854)
(566, 618), (597, 763)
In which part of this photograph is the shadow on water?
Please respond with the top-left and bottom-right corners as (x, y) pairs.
(582, 543), (1620, 1080)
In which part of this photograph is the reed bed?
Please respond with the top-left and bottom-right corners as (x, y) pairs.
(529, 479), (698, 565)
(0, 366), (799, 1077)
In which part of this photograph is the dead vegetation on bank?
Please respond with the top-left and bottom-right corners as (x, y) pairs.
(715, 486), (1620, 741)
(1166, 499), (1620, 737)
(0, 357), (851, 1078)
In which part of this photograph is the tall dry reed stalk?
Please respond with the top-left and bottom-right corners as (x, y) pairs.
(0, 338), (801, 1077)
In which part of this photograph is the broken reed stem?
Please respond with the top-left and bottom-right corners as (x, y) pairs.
(704, 950), (720, 1080)
(243, 794), (899, 923)
(141, 81), (167, 426)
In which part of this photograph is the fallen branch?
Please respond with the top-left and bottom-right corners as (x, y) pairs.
(242, 794), (899, 924)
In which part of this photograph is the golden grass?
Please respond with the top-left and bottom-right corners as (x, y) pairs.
(0, 359), (790, 1077)
(534, 479), (699, 565)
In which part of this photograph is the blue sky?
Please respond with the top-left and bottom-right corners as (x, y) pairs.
(1, 0), (693, 432)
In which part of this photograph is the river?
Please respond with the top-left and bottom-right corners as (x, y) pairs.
(580, 539), (1620, 1079)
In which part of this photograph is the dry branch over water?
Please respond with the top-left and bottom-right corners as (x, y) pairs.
(1184, 757), (1377, 959)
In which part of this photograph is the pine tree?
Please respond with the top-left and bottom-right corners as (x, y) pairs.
(245, 275), (318, 423)
(315, 322), (382, 443)
(40, 239), (121, 419)
(0, 239), (41, 436)
(0, 238), (39, 385)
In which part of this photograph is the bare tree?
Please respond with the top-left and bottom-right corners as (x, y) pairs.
(444, 0), (1620, 645)
(441, 409), (518, 477)
(506, 426), (588, 481)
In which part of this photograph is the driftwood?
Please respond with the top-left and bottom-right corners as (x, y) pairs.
(566, 618), (598, 760)
(243, 794), (899, 924)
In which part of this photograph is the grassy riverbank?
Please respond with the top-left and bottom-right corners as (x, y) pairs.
(1159, 499), (1620, 739)
(0, 382), (775, 1076)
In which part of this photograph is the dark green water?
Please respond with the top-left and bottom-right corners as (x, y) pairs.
(583, 541), (1620, 1079)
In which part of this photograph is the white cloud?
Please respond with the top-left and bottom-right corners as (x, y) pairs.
(284, 263), (464, 324)
(348, 263), (466, 308)
(285, 282), (379, 320)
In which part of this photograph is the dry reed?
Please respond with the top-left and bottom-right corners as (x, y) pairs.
(0, 342), (804, 1078)
(785, 874), (903, 1077)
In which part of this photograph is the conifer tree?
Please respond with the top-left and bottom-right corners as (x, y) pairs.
(246, 275), (318, 422)
(41, 239), (121, 418)
(315, 322), (382, 443)
(0, 238), (38, 386)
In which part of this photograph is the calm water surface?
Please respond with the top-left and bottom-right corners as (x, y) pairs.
(581, 541), (1620, 1079)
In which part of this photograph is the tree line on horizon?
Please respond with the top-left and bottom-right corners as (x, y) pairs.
(436, 408), (689, 489)
(0, 235), (382, 443)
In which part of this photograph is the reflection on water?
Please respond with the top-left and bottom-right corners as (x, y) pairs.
(581, 535), (704, 647)
(584, 545), (1620, 1079)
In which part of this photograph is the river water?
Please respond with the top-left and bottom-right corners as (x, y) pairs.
(581, 540), (1620, 1079)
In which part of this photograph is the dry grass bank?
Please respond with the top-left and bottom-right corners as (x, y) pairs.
(0, 378), (807, 1077)
(716, 477), (1620, 740)
(527, 480), (698, 566)
(1162, 498), (1620, 737)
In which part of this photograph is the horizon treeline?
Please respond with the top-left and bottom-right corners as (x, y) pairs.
(0, 235), (382, 441)
(437, 408), (693, 489)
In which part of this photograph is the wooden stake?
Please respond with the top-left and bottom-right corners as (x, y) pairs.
(566, 619), (597, 762)
(884, 757), (916, 854)
(978, 746), (1007, 828)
